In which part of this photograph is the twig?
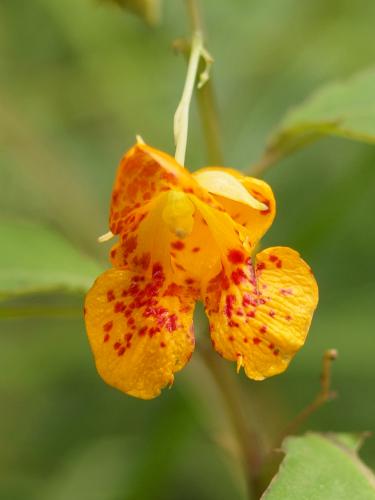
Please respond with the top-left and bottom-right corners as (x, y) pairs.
(278, 349), (338, 445)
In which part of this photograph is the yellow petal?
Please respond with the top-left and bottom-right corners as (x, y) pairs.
(110, 192), (222, 288)
(84, 268), (195, 399)
(194, 169), (268, 211)
(204, 246), (318, 379)
(110, 144), (214, 234)
(194, 167), (276, 245)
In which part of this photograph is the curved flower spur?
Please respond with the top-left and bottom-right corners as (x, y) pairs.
(84, 143), (318, 399)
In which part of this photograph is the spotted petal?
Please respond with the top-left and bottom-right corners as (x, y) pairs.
(194, 167), (276, 245)
(84, 267), (195, 399)
(110, 144), (214, 234)
(204, 246), (318, 379)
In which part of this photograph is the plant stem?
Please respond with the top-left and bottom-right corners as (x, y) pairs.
(175, 0), (224, 165)
(181, 2), (266, 497)
(201, 344), (266, 499)
(196, 76), (224, 164)
(174, 30), (203, 165)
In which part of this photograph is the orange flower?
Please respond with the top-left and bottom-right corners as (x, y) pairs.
(84, 143), (318, 399)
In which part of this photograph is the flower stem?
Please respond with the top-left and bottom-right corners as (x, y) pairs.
(195, 76), (224, 164)
(174, 31), (203, 165)
(181, 2), (266, 497)
(201, 344), (266, 499)
(174, 0), (223, 166)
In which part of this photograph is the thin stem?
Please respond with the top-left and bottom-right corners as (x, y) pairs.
(196, 73), (224, 164)
(278, 349), (338, 444)
(174, 31), (203, 165)
(186, 0), (202, 32)
(185, 0), (224, 164)
(201, 345), (266, 499)
(182, 1), (264, 497)
(174, 0), (223, 166)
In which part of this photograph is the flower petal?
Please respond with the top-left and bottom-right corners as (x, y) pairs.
(194, 167), (276, 244)
(204, 246), (318, 379)
(193, 169), (268, 211)
(84, 267), (195, 399)
(110, 191), (225, 287)
(110, 144), (213, 234)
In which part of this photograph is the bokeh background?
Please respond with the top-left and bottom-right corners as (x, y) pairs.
(1, 0), (375, 499)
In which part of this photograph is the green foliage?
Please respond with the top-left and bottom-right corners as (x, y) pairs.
(263, 433), (375, 500)
(258, 68), (375, 168)
(0, 219), (101, 299)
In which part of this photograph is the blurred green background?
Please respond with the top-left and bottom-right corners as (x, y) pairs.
(1, 0), (375, 499)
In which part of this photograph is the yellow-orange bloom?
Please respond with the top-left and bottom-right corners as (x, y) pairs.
(84, 143), (318, 399)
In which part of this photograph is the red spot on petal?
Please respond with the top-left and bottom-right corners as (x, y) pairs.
(103, 321), (113, 332)
(123, 235), (137, 255)
(164, 282), (183, 296)
(192, 247), (200, 253)
(231, 267), (247, 285)
(103, 333), (110, 342)
(114, 301), (125, 313)
(256, 262), (266, 271)
(273, 349), (280, 356)
(269, 255), (278, 262)
(260, 325), (267, 334)
(253, 337), (261, 345)
(228, 249), (245, 264)
(224, 294), (236, 318)
(160, 341), (166, 348)
(171, 240), (185, 251)
(243, 337), (248, 343)
(118, 346), (125, 356)
(165, 314), (178, 332)
(107, 290), (115, 302)
(228, 335), (235, 342)
(269, 310), (276, 318)
(114, 342), (121, 350)
(139, 326), (148, 336)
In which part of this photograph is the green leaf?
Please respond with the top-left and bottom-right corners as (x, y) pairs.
(258, 67), (375, 169)
(102, 0), (161, 26)
(262, 433), (375, 500)
(0, 219), (102, 299)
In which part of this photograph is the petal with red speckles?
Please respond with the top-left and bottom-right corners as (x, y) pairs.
(84, 267), (195, 399)
(109, 192), (222, 287)
(110, 143), (215, 234)
(194, 167), (276, 245)
(203, 246), (318, 380)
